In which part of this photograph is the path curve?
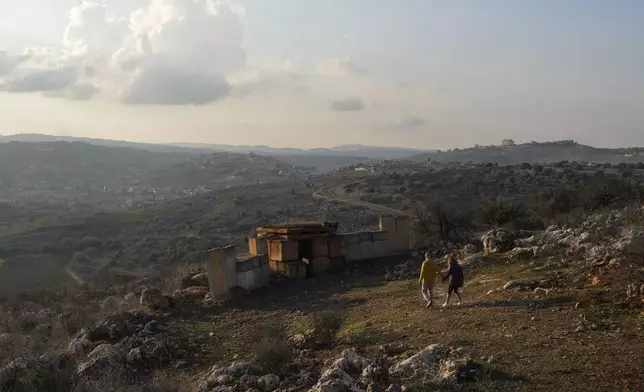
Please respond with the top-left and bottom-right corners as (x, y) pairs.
(313, 186), (405, 216)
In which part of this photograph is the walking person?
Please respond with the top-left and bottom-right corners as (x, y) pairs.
(442, 256), (464, 307)
(419, 252), (441, 308)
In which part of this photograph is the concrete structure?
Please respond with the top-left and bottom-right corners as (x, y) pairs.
(501, 139), (516, 146)
(205, 216), (411, 300)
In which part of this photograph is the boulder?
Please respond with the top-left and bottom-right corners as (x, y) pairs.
(140, 288), (170, 310)
(258, 374), (280, 391)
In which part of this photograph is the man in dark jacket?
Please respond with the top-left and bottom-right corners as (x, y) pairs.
(442, 256), (464, 307)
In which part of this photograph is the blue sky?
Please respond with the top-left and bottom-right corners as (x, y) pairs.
(0, 0), (643, 148)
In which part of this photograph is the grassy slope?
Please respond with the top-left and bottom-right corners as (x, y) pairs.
(164, 255), (643, 392)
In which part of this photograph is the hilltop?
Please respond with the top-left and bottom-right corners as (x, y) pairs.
(412, 140), (644, 164)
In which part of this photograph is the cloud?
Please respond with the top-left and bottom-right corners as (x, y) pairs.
(398, 116), (426, 127)
(1, 67), (77, 92)
(331, 97), (365, 112)
(317, 58), (366, 77)
(123, 66), (231, 105)
(0, 0), (247, 105)
(0, 51), (27, 76)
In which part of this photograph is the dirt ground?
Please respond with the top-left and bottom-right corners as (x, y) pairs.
(163, 256), (643, 392)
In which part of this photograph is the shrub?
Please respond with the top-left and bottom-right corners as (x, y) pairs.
(311, 310), (344, 347)
(252, 320), (292, 373)
(477, 199), (525, 227)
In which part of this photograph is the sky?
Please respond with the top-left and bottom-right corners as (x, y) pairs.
(0, 0), (643, 149)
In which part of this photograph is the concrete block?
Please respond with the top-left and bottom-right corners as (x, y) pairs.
(372, 240), (392, 259)
(345, 242), (362, 262)
(262, 264), (272, 283)
(268, 239), (299, 261)
(312, 257), (330, 275)
(248, 237), (268, 256)
(303, 257), (331, 276)
(343, 233), (362, 244)
(206, 245), (236, 300)
(311, 237), (329, 258)
(271, 260), (306, 279)
(257, 254), (269, 266)
(236, 256), (260, 273)
(251, 267), (265, 289)
(360, 240), (376, 260)
(372, 231), (389, 241)
(328, 236), (345, 258)
(359, 231), (374, 242)
(330, 257), (344, 269)
(379, 215), (397, 233)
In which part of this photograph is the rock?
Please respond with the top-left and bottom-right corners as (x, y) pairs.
(76, 344), (124, 378)
(0, 358), (28, 388)
(503, 281), (534, 291)
(613, 230), (644, 256)
(101, 296), (120, 313)
(140, 288), (170, 310)
(361, 357), (390, 385)
(437, 357), (485, 383)
(385, 384), (402, 392)
(258, 374), (280, 391)
(239, 374), (259, 388)
(125, 348), (143, 364)
(462, 244), (477, 254)
(389, 344), (449, 384)
(507, 247), (533, 260)
(173, 286), (209, 303)
(334, 349), (370, 373)
(69, 332), (95, 358)
(309, 367), (364, 392)
(120, 292), (138, 310)
(482, 229), (516, 254)
(228, 361), (256, 376)
(181, 272), (209, 289)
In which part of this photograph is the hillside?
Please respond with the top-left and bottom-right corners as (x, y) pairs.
(0, 142), (312, 211)
(412, 141), (644, 164)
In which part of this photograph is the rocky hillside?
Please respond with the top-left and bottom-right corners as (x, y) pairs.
(1, 201), (642, 392)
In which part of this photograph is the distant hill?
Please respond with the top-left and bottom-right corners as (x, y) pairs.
(0, 133), (211, 154)
(1, 134), (430, 159)
(0, 141), (310, 195)
(411, 141), (644, 164)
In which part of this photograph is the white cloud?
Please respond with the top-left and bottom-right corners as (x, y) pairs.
(0, 0), (248, 105)
(317, 58), (366, 77)
(331, 97), (365, 112)
(0, 51), (27, 76)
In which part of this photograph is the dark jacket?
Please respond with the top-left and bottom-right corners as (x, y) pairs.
(442, 263), (464, 288)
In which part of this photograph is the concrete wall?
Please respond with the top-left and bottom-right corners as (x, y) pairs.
(206, 245), (237, 300)
(345, 216), (410, 262)
(236, 254), (270, 291)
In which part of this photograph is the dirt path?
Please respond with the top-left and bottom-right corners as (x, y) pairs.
(314, 186), (404, 216)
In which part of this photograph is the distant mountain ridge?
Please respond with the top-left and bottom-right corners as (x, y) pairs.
(1, 133), (430, 159)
